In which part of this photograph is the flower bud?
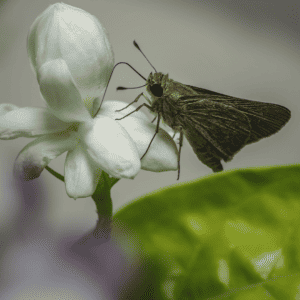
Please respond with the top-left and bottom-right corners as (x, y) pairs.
(27, 3), (114, 114)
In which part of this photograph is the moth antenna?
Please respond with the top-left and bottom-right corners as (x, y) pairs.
(94, 62), (147, 116)
(134, 40), (157, 73)
(117, 84), (146, 91)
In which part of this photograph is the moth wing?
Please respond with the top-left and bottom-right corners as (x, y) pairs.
(183, 100), (252, 172)
(184, 128), (224, 172)
(186, 85), (291, 144)
(186, 85), (231, 98)
(213, 99), (291, 144)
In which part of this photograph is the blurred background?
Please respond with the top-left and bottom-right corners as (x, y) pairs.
(0, 0), (299, 298)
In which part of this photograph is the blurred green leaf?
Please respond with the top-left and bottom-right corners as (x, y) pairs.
(114, 165), (300, 299)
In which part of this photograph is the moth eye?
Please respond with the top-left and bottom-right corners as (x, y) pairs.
(150, 84), (163, 97)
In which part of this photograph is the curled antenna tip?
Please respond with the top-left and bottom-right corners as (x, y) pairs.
(133, 40), (140, 50)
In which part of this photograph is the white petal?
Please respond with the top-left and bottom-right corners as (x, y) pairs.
(27, 3), (56, 74)
(14, 131), (77, 181)
(38, 59), (92, 122)
(79, 116), (141, 179)
(65, 144), (102, 199)
(99, 100), (178, 171)
(27, 3), (114, 113)
(117, 117), (178, 172)
(0, 103), (19, 116)
(0, 105), (71, 140)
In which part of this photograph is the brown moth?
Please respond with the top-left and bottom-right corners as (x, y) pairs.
(115, 41), (291, 179)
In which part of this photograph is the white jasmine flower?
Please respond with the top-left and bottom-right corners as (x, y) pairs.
(27, 2), (114, 116)
(0, 3), (178, 198)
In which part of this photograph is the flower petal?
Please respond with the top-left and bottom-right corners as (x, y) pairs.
(0, 105), (71, 140)
(117, 117), (178, 172)
(38, 59), (92, 122)
(0, 103), (19, 116)
(64, 143), (102, 199)
(14, 131), (77, 181)
(27, 3), (114, 114)
(79, 116), (141, 179)
(99, 100), (178, 171)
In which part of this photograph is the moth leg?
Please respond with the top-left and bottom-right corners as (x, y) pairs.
(141, 93), (152, 105)
(115, 92), (144, 112)
(177, 128), (184, 180)
(141, 114), (161, 160)
(151, 116), (157, 123)
(115, 103), (152, 120)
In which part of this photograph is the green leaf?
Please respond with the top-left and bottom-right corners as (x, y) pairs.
(114, 165), (300, 299)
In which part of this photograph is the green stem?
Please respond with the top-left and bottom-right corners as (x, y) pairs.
(78, 171), (119, 244)
(45, 166), (64, 182)
(45, 166), (119, 244)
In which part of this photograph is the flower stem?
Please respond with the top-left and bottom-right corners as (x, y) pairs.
(45, 165), (119, 244)
(45, 166), (64, 182)
(77, 172), (119, 245)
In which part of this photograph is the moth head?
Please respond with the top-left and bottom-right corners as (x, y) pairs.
(147, 72), (165, 98)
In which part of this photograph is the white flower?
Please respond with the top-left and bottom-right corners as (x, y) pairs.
(27, 2), (114, 116)
(0, 3), (178, 199)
